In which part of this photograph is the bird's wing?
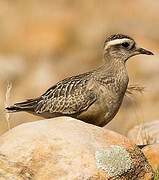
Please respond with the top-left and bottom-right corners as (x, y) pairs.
(35, 72), (97, 115)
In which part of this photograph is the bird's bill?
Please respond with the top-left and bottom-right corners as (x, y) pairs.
(136, 47), (154, 55)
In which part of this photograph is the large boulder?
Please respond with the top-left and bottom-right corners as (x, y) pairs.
(0, 117), (153, 180)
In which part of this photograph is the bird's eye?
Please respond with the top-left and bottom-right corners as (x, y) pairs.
(121, 42), (130, 48)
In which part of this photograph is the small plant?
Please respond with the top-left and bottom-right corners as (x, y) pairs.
(126, 84), (156, 146)
(126, 84), (145, 95)
(154, 166), (159, 180)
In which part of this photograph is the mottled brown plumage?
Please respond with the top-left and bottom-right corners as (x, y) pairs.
(6, 34), (153, 126)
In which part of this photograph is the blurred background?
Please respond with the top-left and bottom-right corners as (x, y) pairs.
(0, 0), (158, 135)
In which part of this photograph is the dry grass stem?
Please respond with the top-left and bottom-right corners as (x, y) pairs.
(5, 82), (12, 130)
(136, 124), (156, 145)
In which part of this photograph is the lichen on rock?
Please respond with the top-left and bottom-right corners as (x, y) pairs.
(95, 145), (132, 177)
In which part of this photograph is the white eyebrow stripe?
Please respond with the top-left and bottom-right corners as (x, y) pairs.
(104, 38), (131, 49)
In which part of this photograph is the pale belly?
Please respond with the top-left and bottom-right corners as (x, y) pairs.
(77, 84), (127, 127)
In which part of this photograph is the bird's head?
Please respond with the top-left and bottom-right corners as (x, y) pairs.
(103, 34), (153, 62)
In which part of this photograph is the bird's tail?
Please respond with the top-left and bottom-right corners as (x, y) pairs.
(6, 98), (40, 113)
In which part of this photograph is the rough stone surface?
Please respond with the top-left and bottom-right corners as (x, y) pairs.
(0, 117), (154, 180)
(142, 144), (159, 171)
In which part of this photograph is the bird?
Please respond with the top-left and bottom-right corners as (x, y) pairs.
(6, 34), (153, 127)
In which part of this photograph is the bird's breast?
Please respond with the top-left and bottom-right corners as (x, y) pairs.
(78, 73), (128, 126)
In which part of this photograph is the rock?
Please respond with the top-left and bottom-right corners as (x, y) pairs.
(142, 144), (159, 171)
(0, 117), (153, 179)
(127, 120), (159, 146)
